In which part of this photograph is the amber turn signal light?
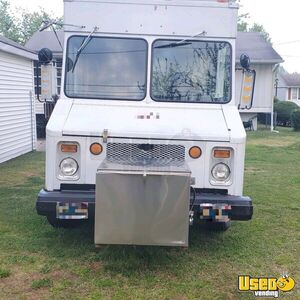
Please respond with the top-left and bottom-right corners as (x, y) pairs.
(90, 143), (103, 155)
(214, 149), (231, 158)
(189, 146), (202, 159)
(61, 143), (78, 153)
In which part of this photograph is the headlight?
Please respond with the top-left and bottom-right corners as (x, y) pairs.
(211, 163), (230, 182)
(60, 158), (78, 176)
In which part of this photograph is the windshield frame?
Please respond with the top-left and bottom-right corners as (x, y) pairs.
(150, 39), (233, 104)
(63, 35), (149, 101)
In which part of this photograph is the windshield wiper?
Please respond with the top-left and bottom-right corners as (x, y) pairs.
(154, 30), (207, 49)
(72, 26), (98, 72)
(155, 42), (192, 49)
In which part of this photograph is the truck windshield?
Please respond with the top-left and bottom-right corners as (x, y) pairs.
(65, 36), (147, 100)
(151, 40), (232, 103)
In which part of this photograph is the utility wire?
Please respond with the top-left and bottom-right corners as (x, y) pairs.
(274, 40), (300, 46)
(281, 54), (300, 58)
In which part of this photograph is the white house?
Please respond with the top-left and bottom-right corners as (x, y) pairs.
(0, 35), (37, 163)
(276, 71), (300, 107)
(26, 31), (283, 132)
(235, 32), (283, 130)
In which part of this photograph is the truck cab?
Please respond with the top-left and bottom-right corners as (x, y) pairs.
(36, 0), (253, 246)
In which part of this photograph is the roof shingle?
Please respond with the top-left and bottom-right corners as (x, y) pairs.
(25, 30), (284, 65)
(281, 73), (300, 87)
(0, 35), (37, 60)
(236, 32), (283, 64)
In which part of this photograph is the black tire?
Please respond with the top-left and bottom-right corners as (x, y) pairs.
(46, 214), (83, 228)
(203, 220), (231, 231)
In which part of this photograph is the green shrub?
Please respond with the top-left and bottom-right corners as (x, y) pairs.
(274, 101), (299, 127)
(291, 109), (300, 131)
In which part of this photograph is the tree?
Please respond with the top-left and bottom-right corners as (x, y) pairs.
(0, 0), (20, 43)
(248, 23), (271, 43)
(237, 13), (250, 32)
(238, 12), (271, 43)
(18, 10), (62, 45)
(0, 0), (61, 45)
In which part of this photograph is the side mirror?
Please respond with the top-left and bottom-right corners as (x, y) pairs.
(239, 69), (256, 110)
(38, 48), (53, 65)
(238, 54), (256, 110)
(40, 64), (57, 102)
(37, 48), (57, 102)
(240, 54), (251, 71)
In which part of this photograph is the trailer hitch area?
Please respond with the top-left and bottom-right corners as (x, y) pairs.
(200, 203), (231, 222)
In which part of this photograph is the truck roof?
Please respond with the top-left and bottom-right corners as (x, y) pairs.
(64, 0), (237, 5)
(64, 0), (238, 38)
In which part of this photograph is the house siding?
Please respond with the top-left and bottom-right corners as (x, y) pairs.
(276, 87), (287, 101)
(0, 50), (36, 163)
(276, 73), (288, 101)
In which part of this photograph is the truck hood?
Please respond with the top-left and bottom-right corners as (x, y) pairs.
(62, 103), (230, 142)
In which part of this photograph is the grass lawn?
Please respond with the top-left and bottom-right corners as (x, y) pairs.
(0, 128), (299, 299)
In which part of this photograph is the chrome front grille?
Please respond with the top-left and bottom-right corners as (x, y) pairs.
(106, 143), (185, 166)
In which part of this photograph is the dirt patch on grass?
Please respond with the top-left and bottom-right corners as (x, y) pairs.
(50, 270), (79, 282)
(171, 295), (188, 300)
(20, 171), (39, 177)
(245, 167), (266, 174)
(0, 271), (49, 300)
(247, 136), (299, 147)
(0, 172), (42, 188)
(90, 262), (103, 272)
(0, 268), (79, 300)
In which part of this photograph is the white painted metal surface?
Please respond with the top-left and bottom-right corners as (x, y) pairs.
(62, 102), (230, 141)
(0, 50), (36, 163)
(45, 127), (245, 196)
(64, 0), (238, 38)
(44, 0), (247, 197)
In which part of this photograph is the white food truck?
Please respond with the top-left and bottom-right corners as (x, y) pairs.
(36, 0), (254, 247)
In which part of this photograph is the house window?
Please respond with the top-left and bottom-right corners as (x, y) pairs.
(56, 59), (62, 95)
(34, 61), (41, 96)
(298, 88), (300, 100)
(292, 88), (297, 100)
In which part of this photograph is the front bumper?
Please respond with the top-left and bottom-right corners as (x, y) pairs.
(36, 189), (253, 221)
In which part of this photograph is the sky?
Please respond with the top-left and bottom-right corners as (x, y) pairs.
(239, 0), (300, 73)
(6, 0), (300, 73)
(8, 0), (63, 16)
